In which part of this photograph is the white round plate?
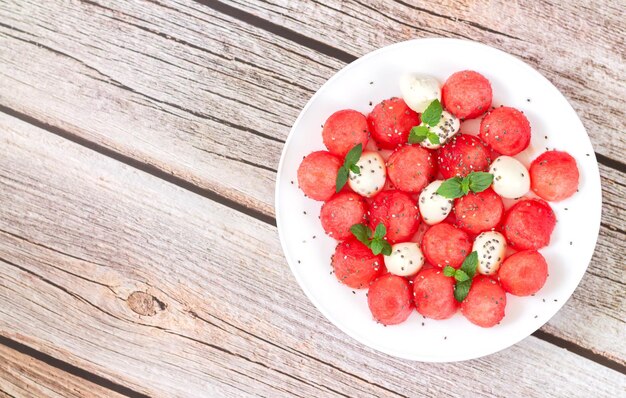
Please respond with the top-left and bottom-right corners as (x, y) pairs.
(275, 38), (601, 362)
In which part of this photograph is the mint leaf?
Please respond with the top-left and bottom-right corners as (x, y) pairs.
(408, 125), (430, 144)
(350, 224), (370, 246)
(454, 279), (472, 302)
(421, 99), (443, 127)
(460, 177), (470, 195)
(374, 223), (386, 239)
(381, 241), (392, 256)
(336, 166), (349, 193)
(370, 239), (384, 255)
(460, 251), (478, 279)
(436, 177), (464, 199)
(446, 252), (479, 302)
(344, 143), (363, 167)
(454, 269), (469, 282)
(426, 131), (440, 145)
(468, 172), (494, 193)
(336, 144), (364, 192)
(437, 172), (494, 200)
(443, 265), (456, 277)
(350, 223), (390, 256)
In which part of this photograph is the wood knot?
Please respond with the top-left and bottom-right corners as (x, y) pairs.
(127, 291), (166, 316)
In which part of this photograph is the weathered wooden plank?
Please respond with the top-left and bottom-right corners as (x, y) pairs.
(0, 343), (124, 398)
(218, 0), (626, 161)
(0, 0), (344, 216)
(1, 114), (625, 396)
(0, 0), (624, 362)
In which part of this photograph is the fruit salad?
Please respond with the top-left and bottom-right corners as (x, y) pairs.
(296, 70), (580, 328)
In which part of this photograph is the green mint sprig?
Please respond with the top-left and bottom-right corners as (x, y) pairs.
(350, 223), (392, 256)
(335, 143), (363, 193)
(408, 99), (442, 145)
(436, 172), (494, 199)
(443, 251), (478, 302)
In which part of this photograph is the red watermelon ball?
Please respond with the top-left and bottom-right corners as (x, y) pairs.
(367, 97), (421, 149)
(442, 70), (492, 120)
(368, 274), (413, 325)
(322, 109), (369, 157)
(498, 250), (548, 296)
(502, 199), (556, 250)
(297, 151), (342, 201)
(480, 106), (531, 156)
(529, 151), (579, 201)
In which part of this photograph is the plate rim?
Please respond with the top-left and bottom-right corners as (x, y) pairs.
(274, 37), (602, 362)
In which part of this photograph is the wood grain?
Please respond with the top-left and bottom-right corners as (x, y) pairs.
(1, 113), (624, 397)
(0, 0), (623, 362)
(219, 0), (626, 161)
(0, 343), (125, 398)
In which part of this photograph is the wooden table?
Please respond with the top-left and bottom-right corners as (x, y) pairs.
(0, 1), (624, 396)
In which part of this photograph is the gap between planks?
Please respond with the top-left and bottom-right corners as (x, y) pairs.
(0, 105), (275, 228)
(0, 103), (624, 376)
(0, 335), (148, 398)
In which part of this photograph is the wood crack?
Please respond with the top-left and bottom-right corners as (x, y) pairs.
(600, 222), (626, 237)
(0, 256), (132, 329)
(189, 310), (407, 397)
(350, 0), (472, 41)
(192, 145), (276, 173)
(585, 268), (624, 287)
(391, 0), (522, 40)
(0, 229), (117, 295)
(162, 329), (332, 398)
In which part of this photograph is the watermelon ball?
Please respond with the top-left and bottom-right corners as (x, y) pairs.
(529, 151), (580, 202)
(454, 188), (504, 235)
(386, 145), (437, 193)
(461, 276), (507, 328)
(498, 250), (548, 296)
(421, 223), (472, 269)
(437, 134), (492, 179)
(367, 97), (421, 149)
(320, 192), (367, 240)
(368, 274), (413, 325)
(322, 109), (369, 157)
(331, 238), (383, 289)
(368, 190), (420, 243)
(413, 268), (459, 320)
(297, 151), (342, 201)
(442, 70), (492, 120)
(480, 107), (531, 156)
(502, 199), (556, 250)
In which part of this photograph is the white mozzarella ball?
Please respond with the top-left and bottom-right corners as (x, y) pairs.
(418, 180), (453, 225)
(420, 111), (460, 149)
(384, 242), (424, 276)
(399, 74), (441, 113)
(348, 151), (386, 198)
(473, 231), (507, 275)
(489, 156), (530, 199)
